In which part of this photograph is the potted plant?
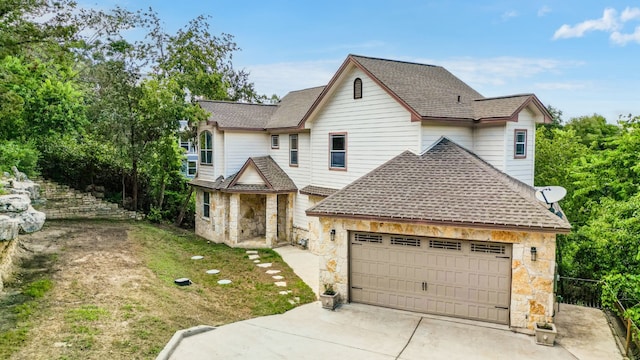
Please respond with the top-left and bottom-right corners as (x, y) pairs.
(320, 283), (339, 310)
(534, 322), (557, 346)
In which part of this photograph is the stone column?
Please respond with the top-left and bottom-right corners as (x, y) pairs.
(265, 194), (277, 247)
(286, 193), (294, 243)
(229, 193), (240, 246)
(213, 192), (224, 243)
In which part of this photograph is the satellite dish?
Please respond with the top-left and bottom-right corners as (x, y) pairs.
(535, 186), (567, 204)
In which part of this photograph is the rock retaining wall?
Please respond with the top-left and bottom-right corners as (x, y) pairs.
(38, 179), (143, 220)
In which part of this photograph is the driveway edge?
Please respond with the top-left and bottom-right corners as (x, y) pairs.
(155, 325), (216, 360)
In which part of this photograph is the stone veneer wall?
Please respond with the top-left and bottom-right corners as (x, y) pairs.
(39, 180), (143, 220)
(0, 239), (19, 291)
(314, 217), (556, 332)
(238, 194), (266, 240)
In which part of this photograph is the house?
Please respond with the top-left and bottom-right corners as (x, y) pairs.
(188, 54), (571, 332)
(179, 120), (198, 178)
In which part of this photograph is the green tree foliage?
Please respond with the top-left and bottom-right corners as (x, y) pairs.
(565, 114), (620, 150)
(602, 274), (640, 325)
(0, 140), (39, 177)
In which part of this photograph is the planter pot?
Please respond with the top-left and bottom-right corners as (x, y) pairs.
(535, 323), (557, 346)
(320, 292), (339, 310)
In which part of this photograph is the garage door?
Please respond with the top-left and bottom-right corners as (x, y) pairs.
(350, 232), (511, 324)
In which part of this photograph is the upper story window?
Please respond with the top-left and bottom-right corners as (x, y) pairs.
(354, 78), (363, 99)
(271, 134), (279, 149)
(330, 133), (347, 170)
(203, 191), (210, 218)
(188, 160), (197, 177)
(200, 131), (213, 165)
(514, 129), (527, 158)
(289, 134), (298, 166)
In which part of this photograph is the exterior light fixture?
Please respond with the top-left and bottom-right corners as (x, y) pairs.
(330, 229), (336, 241)
(531, 247), (537, 262)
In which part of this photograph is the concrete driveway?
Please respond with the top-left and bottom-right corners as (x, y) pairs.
(165, 302), (589, 360)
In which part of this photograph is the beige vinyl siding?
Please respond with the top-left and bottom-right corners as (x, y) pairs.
(421, 124), (473, 152)
(504, 109), (536, 186)
(309, 66), (420, 189)
(473, 125), (505, 171)
(224, 132), (269, 177)
(197, 121), (216, 180)
(269, 132), (312, 230)
(235, 165), (265, 185)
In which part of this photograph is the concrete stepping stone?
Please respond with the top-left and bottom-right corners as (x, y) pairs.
(278, 291), (289, 295)
(253, 260), (260, 263)
(246, 250), (258, 254)
(272, 275), (284, 280)
(266, 270), (281, 275)
(257, 263), (272, 268)
(217, 279), (232, 285)
(205, 269), (220, 274)
(248, 254), (260, 260)
(191, 255), (204, 260)
(274, 281), (287, 287)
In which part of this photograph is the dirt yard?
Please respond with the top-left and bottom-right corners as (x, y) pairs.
(0, 220), (314, 359)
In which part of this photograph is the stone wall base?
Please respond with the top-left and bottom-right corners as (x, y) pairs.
(0, 238), (19, 292)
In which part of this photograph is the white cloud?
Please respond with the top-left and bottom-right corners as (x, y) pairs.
(245, 59), (341, 97)
(538, 6), (551, 17)
(553, 8), (620, 39)
(501, 10), (518, 21)
(415, 56), (583, 87)
(611, 26), (640, 45)
(534, 82), (586, 91)
(621, 7), (640, 22)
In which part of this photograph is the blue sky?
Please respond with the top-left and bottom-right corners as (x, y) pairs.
(86, 1), (640, 122)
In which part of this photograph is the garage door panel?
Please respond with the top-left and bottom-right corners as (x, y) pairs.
(350, 232), (511, 324)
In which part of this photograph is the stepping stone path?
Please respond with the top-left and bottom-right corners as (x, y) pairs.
(244, 250), (295, 301)
(206, 269), (220, 274)
(217, 279), (232, 285)
(191, 255), (204, 260)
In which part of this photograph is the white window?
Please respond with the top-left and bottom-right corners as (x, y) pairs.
(330, 133), (346, 169)
(514, 129), (527, 158)
(203, 192), (210, 218)
(271, 134), (279, 149)
(188, 161), (197, 176)
(289, 134), (298, 166)
(200, 131), (212, 165)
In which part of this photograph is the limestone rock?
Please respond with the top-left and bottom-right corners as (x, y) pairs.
(0, 194), (30, 213)
(17, 207), (46, 233)
(0, 215), (19, 240)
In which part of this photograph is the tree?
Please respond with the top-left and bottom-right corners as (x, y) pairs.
(565, 114), (620, 150)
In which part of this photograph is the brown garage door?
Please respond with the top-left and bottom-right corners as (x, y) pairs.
(350, 232), (511, 324)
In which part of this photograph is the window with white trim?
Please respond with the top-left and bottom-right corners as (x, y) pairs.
(330, 133), (346, 169)
(203, 191), (210, 218)
(200, 131), (213, 165)
(271, 134), (279, 149)
(187, 161), (197, 177)
(289, 134), (298, 166)
(514, 129), (527, 158)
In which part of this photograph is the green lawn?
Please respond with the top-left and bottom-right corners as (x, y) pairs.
(0, 221), (316, 359)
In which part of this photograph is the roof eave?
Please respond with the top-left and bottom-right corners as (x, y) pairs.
(304, 211), (572, 234)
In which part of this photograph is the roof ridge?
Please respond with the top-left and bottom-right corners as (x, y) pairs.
(474, 94), (534, 102)
(197, 100), (277, 107)
(349, 54), (439, 68)
(285, 85), (326, 94)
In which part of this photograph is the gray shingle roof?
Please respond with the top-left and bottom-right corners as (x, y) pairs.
(299, 185), (339, 197)
(473, 95), (534, 120)
(350, 55), (484, 120)
(198, 101), (277, 129)
(189, 156), (297, 193)
(266, 86), (325, 129)
(306, 138), (571, 232)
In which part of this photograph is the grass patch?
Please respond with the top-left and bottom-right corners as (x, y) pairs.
(0, 273), (55, 359)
